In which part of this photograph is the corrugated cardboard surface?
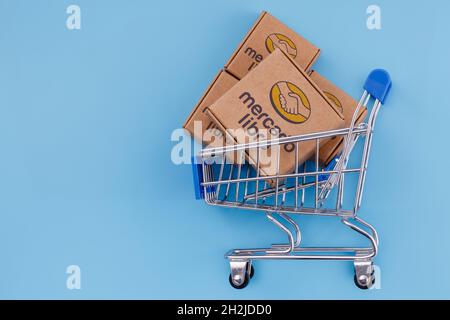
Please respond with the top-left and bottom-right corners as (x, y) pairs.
(225, 11), (320, 79)
(183, 70), (239, 147)
(309, 70), (368, 165)
(206, 49), (344, 177)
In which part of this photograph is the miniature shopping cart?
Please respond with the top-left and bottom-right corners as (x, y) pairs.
(192, 70), (391, 290)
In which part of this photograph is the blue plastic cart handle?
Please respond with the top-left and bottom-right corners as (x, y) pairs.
(318, 156), (340, 182)
(364, 69), (392, 104)
(191, 156), (204, 200)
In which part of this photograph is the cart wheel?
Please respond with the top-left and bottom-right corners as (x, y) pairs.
(249, 265), (255, 279)
(229, 272), (250, 289)
(354, 274), (375, 290)
(229, 260), (253, 289)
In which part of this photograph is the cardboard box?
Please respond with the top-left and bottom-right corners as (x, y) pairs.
(309, 71), (368, 165)
(183, 10), (320, 153)
(206, 49), (344, 178)
(183, 70), (240, 148)
(225, 11), (320, 79)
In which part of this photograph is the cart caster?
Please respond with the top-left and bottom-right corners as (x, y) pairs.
(229, 273), (250, 289)
(354, 274), (375, 290)
(354, 259), (375, 290)
(228, 260), (254, 289)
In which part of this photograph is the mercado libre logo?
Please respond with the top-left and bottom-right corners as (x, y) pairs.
(265, 33), (297, 59)
(324, 91), (344, 115)
(270, 81), (311, 124)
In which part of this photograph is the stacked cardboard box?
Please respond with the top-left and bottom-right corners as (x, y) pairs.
(206, 49), (343, 176)
(183, 11), (366, 178)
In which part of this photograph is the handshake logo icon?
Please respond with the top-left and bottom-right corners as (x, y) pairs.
(270, 81), (311, 124)
(265, 33), (298, 59)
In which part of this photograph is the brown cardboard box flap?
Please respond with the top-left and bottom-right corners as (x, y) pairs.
(183, 70), (239, 131)
(183, 70), (240, 147)
(225, 11), (320, 79)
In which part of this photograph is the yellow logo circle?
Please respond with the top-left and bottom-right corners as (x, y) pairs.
(270, 81), (311, 124)
(324, 91), (344, 115)
(265, 33), (297, 59)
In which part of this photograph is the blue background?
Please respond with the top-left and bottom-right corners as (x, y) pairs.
(0, 0), (449, 299)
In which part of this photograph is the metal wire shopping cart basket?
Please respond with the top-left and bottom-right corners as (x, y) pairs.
(192, 69), (392, 290)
